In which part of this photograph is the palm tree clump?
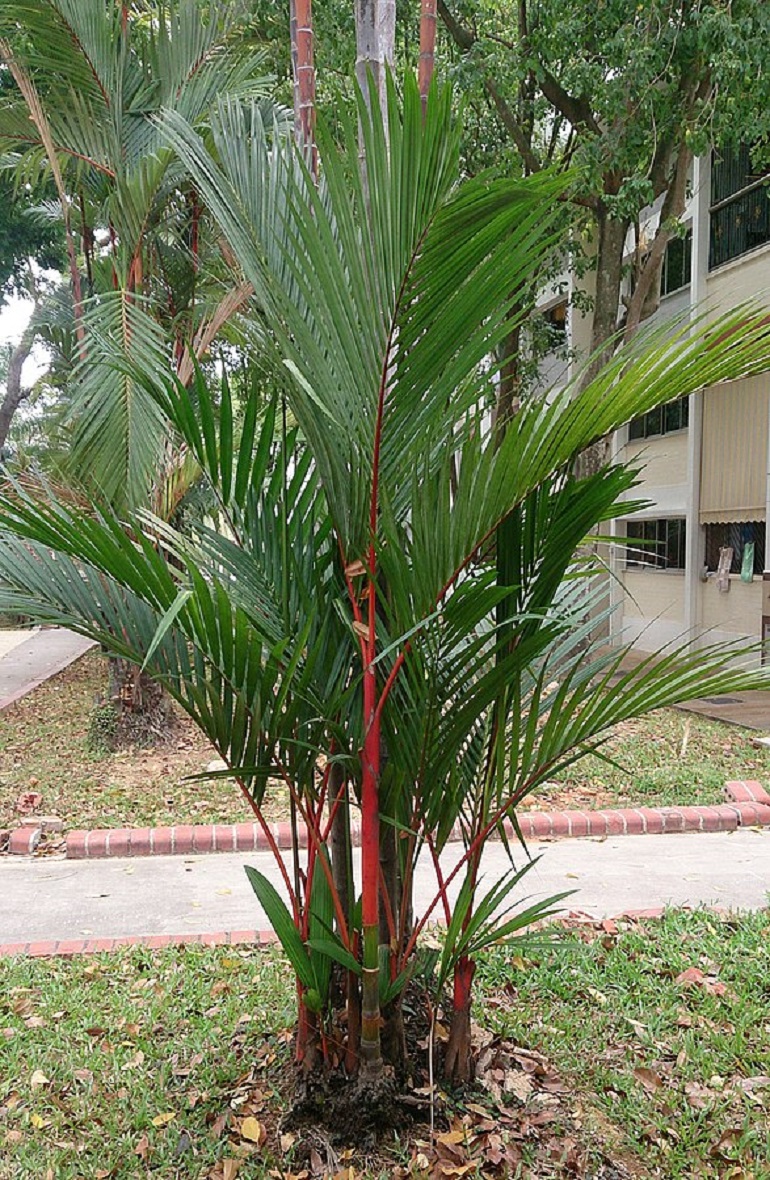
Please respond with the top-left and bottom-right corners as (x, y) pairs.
(1, 74), (770, 1108)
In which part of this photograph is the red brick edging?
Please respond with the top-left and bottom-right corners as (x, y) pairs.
(0, 929), (276, 958)
(6, 781), (770, 859)
(49, 779), (770, 859)
(0, 905), (730, 959)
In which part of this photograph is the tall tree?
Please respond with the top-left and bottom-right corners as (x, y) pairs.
(0, 0), (279, 507)
(289, 0), (317, 175)
(0, 291), (40, 454)
(419, 0), (438, 112)
(438, 1), (770, 374)
(355, 0), (396, 119)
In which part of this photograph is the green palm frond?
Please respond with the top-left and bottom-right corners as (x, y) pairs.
(0, 466), (346, 797)
(0, 0), (124, 109)
(161, 76), (569, 555)
(64, 292), (171, 509)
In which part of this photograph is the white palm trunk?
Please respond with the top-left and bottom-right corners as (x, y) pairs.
(354, 0), (396, 128)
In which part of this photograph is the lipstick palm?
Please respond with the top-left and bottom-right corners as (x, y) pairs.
(1, 74), (770, 1092)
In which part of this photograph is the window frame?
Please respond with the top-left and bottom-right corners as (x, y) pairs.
(625, 517), (687, 572)
(660, 228), (692, 297)
(704, 520), (766, 578)
(628, 397), (689, 442)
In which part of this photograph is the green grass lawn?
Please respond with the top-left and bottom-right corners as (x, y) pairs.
(529, 708), (770, 812)
(478, 910), (770, 1177)
(1, 911), (768, 1178)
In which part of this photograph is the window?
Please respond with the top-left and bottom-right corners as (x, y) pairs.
(626, 518), (687, 570)
(704, 521), (765, 577)
(542, 300), (567, 341)
(628, 397), (689, 441)
(710, 144), (770, 269)
(661, 230), (692, 295)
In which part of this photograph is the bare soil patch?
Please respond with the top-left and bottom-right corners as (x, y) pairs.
(0, 650), (283, 836)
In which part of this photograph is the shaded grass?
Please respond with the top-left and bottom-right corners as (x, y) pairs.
(0, 651), (285, 832)
(533, 709), (770, 811)
(2, 651), (769, 833)
(477, 909), (770, 1177)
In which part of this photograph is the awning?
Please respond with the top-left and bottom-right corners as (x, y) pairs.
(699, 374), (769, 524)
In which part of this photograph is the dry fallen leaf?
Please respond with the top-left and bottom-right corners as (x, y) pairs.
(436, 1129), (465, 1148)
(30, 1070), (49, 1089)
(121, 1050), (145, 1071)
(151, 1111), (176, 1128)
(504, 1070), (535, 1102)
(134, 1133), (150, 1161)
(684, 1081), (714, 1110)
(240, 1116), (264, 1145)
(309, 1146), (325, 1175)
(633, 1066), (664, 1094)
(737, 1075), (770, 1094)
(210, 1112), (229, 1139)
(675, 966), (730, 997)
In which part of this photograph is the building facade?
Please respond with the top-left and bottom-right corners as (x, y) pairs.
(547, 150), (770, 659)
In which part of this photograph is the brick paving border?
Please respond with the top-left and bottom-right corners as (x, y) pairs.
(0, 929), (277, 958)
(48, 779), (770, 859)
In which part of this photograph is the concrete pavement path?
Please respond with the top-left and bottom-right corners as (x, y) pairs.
(2, 829), (768, 946)
(0, 629), (32, 660)
(0, 627), (96, 710)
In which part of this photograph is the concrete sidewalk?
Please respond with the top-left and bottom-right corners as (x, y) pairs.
(0, 627), (96, 710)
(2, 829), (768, 948)
(0, 629), (32, 660)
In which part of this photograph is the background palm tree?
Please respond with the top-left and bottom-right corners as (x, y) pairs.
(0, 0), (285, 738)
(0, 0), (282, 507)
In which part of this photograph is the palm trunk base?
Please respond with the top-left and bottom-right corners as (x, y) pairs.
(444, 956), (476, 1085)
(296, 1001), (320, 1076)
(287, 1064), (401, 1138)
(381, 998), (407, 1078)
(88, 655), (173, 751)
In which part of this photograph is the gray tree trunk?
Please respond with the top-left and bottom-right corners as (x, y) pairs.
(0, 319), (36, 453)
(576, 208), (629, 478)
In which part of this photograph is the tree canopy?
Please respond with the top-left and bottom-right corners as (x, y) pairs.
(439, 0), (770, 354)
